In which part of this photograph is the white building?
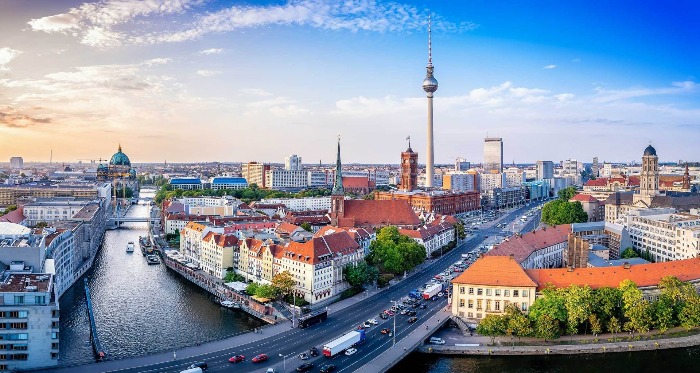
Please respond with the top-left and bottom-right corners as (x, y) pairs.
(601, 163), (613, 178)
(180, 221), (224, 266)
(285, 155), (303, 171)
(561, 159), (582, 185)
(260, 196), (331, 212)
(504, 168), (526, 187)
(23, 198), (93, 226)
(265, 169), (309, 190)
(307, 170), (331, 188)
(479, 172), (506, 192)
(486, 224), (571, 269)
(536, 160), (554, 180)
(10, 157), (23, 169)
(200, 232), (237, 278)
(400, 222), (455, 258)
(628, 211), (700, 262)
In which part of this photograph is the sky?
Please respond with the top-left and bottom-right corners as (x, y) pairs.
(0, 0), (699, 165)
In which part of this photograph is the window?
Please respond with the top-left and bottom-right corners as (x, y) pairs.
(486, 289), (492, 296)
(504, 290), (510, 297)
(522, 290), (529, 297)
(460, 287), (465, 294)
(495, 301), (501, 311)
(513, 290), (519, 297)
(11, 345), (26, 351)
(486, 300), (491, 312)
(467, 312), (473, 318)
(459, 299), (465, 307)
(476, 299), (482, 311)
(12, 296), (23, 305)
(51, 343), (58, 350)
(468, 300), (474, 309)
(51, 332), (59, 339)
(477, 288), (483, 295)
(495, 289), (501, 296)
(468, 288), (474, 295)
(522, 302), (528, 311)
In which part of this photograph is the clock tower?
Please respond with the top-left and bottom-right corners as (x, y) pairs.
(400, 137), (418, 192)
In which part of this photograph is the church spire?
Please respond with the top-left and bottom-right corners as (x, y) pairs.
(332, 137), (344, 196)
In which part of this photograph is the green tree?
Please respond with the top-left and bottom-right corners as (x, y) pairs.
(619, 279), (652, 336)
(621, 247), (639, 259)
(224, 271), (244, 283)
(368, 226), (426, 275)
(246, 282), (259, 295)
(593, 287), (622, 330)
(557, 186), (577, 200)
(255, 284), (279, 299)
(651, 298), (675, 334)
(35, 221), (49, 229)
(534, 314), (561, 342)
(589, 314), (602, 337)
(506, 305), (533, 342)
(607, 316), (621, 339)
(563, 284), (594, 336)
(540, 199), (588, 225)
(271, 271), (295, 299)
(343, 261), (379, 289)
(678, 295), (700, 330)
(476, 314), (507, 345)
(455, 222), (466, 240)
(528, 285), (567, 329)
(300, 222), (312, 232)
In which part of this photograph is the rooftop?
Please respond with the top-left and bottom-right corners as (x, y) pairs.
(0, 273), (52, 293)
(452, 256), (537, 288)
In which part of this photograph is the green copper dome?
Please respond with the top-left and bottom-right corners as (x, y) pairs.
(110, 145), (131, 166)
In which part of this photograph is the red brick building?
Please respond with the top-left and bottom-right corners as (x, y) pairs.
(374, 190), (480, 215)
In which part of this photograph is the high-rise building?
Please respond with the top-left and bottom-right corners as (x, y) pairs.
(483, 138), (503, 173)
(10, 157), (23, 169)
(422, 15), (438, 188)
(399, 139), (418, 192)
(536, 160), (554, 180)
(284, 154), (302, 171)
(455, 158), (470, 172)
(241, 162), (270, 188)
(592, 157), (599, 177)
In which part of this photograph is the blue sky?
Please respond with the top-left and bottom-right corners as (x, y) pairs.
(0, 0), (698, 164)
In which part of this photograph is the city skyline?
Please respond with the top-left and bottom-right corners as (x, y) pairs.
(1, 0), (698, 164)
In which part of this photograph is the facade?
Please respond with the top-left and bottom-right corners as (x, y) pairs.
(483, 138), (503, 173)
(451, 256), (537, 321)
(168, 178), (202, 190)
(180, 222), (223, 266)
(0, 183), (104, 208)
(569, 221), (630, 262)
(0, 223), (46, 272)
(592, 157), (599, 177)
(399, 221), (455, 258)
(628, 212), (700, 262)
(455, 158), (470, 172)
(562, 159), (581, 185)
(23, 198), (92, 226)
(242, 162), (271, 189)
(570, 193), (601, 222)
(96, 145), (136, 181)
(285, 154), (303, 171)
(399, 144), (419, 192)
(210, 177), (248, 190)
(374, 190), (480, 216)
(522, 181), (549, 201)
(479, 172), (505, 192)
(504, 168), (525, 187)
(634, 145), (660, 206)
(482, 186), (526, 210)
(0, 272), (59, 371)
(536, 160), (554, 180)
(485, 224), (570, 269)
(442, 172), (478, 193)
(9, 157), (23, 170)
(265, 169), (309, 190)
(260, 197), (331, 212)
(200, 232), (238, 278)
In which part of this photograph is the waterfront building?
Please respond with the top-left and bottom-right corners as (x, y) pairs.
(237, 238), (284, 284)
(210, 177), (248, 190)
(200, 233), (238, 278)
(22, 198), (94, 226)
(242, 162), (271, 189)
(536, 161), (554, 180)
(314, 226), (375, 256)
(0, 223), (47, 272)
(260, 196), (331, 212)
(180, 222), (223, 266)
(168, 178), (202, 190)
(485, 224), (570, 269)
(628, 211), (700, 262)
(0, 182), (110, 208)
(9, 157), (23, 170)
(451, 256), (537, 320)
(0, 272), (58, 371)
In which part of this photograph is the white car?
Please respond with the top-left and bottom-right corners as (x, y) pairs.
(368, 318), (378, 325)
(345, 348), (358, 356)
(363, 321), (372, 328)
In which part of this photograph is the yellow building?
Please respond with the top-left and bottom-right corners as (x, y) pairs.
(451, 256), (537, 321)
(200, 232), (238, 278)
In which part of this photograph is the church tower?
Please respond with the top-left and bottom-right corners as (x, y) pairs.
(634, 144), (659, 206)
(400, 137), (418, 192)
(330, 138), (345, 226)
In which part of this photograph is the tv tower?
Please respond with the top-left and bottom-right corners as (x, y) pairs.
(422, 14), (438, 188)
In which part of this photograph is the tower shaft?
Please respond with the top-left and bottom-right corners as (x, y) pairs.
(426, 97), (434, 188)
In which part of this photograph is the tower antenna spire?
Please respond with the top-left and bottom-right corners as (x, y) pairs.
(428, 14), (433, 67)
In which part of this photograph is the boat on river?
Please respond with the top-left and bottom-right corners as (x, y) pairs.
(218, 299), (240, 309)
(126, 241), (135, 253)
(146, 254), (160, 265)
(139, 236), (154, 256)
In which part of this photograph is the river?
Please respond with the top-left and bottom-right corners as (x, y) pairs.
(58, 190), (264, 366)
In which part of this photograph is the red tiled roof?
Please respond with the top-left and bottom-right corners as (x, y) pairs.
(0, 207), (24, 224)
(584, 179), (608, 187)
(276, 222), (300, 235)
(342, 176), (371, 189)
(203, 232), (238, 247)
(486, 224), (571, 263)
(570, 194), (598, 203)
(526, 258), (700, 291)
(284, 231), (360, 264)
(340, 200), (420, 228)
(452, 256), (537, 287)
(627, 176), (640, 186)
(315, 226), (373, 241)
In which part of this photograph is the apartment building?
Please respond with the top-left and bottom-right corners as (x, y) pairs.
(200, 233), (238, 278)
(628, 212), (700, 262)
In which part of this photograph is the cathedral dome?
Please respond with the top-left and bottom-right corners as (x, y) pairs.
(110, 145), (131, 166)
(643, 145), (657, 156)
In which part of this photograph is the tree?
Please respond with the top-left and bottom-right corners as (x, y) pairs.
(540, 199), (588, 225)
(589, 314), (602, 337)
(557, 186), (577, 201)
(534, 314), (560, 342)
(224, 271), (244, 283)
(300, 222), (312, 232)
(651, 298), (675, 334)
(678, 295), (700, 330)
(528, 285), (567, 328)
(607, 316), (621, 338)
(343, 261), (379, 289)
(454, 222), (466, 240)
(255, 284), (279, 299)
(563, 284), (593, 336)
(506, 305), (533, 342)
(35, 221), (49, 229)
(593, 287), (622, 329)
(619, 280), (652, 336)
(621, 247), (639, 259)
(368, 226), (426, 275)
(271, 271), (295, 299)
(476, 314), (507, 345)
(246, 282), (259, 295)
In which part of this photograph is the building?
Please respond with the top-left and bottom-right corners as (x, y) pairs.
(200, 232), (238, 278)
(455, 158), (470, 172)
(266, 169), (309, 191)
(96, 145), (136, 182)
(210, 177), (248, 190)
(0, 272), (59, 371)
(180, 222), (223, 266)
(522, 181), (549, 201)
(482, 186), (526, 210)
(451, 256), (537, 320)
(562, 159), (581, 185)
(242, 162), (271, 189)
(374, 190), (480, 216)
(342, 176), (374, 195)
(442, 172), (478, 193)
(399, 141), (418, 192)
(628, 211), (700, 262)
(504, 168), (525, 187)
(9, 157), (23, 169)
(285, 154), (303, 171)
(634, 145), (660, 206)
(168, 178), (202, 190)
(479, 172), (505, 192)
(485, 224), (570, 269)
(569, 193), (601, 222)
(399, 220), (455, 258)
(0, 183), (108, 208)
(592, 157), (599, 177)
(422, 19), (438, 188)
(536, 161), (554, 180)
(483, 138), (503, 173)
(569, 221), (630, 261)
(260, 196), (331, 212)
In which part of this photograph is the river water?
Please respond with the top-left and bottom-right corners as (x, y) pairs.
(58, 191), (264, 366)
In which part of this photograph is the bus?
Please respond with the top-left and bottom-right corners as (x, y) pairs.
(298, 310), (328, 328)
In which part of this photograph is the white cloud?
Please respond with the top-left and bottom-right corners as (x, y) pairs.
(594, 81), (697, 102)
(197, 48), (225, 55)
(29, 0), (476, 47)
(143, 58), (171, 66)
(543, 64), (557, 69)
(240, 88), (273, 97)
(572, 58), (581, 63)
(0, 48), (21, 71)
(196, 70), (221, 77)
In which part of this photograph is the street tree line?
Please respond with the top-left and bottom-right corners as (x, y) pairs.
(476, 276), (700, 344)
(154, 184), (332, 205)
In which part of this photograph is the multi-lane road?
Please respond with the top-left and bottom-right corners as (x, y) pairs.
(48, 203), (542, 373)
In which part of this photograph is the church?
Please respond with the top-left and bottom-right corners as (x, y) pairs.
(96, 145), (136, 181)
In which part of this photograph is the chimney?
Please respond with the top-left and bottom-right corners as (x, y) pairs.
(623, 262), (631, 269)
(567, 266), (574, 272)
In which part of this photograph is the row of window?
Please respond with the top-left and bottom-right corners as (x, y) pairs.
(0, 354), (28, 360)
(460, 287), (529, 297)
(0, 312), (27, 319)
(0, 323), (27, 330)
(0, 344), (27, 351)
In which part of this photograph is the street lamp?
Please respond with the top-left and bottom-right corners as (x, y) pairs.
(279, 353), (287, 372)
(390, 300), (398, 347)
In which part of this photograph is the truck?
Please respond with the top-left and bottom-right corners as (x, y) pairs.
(322, 329), (365, 357)
(422, 283), (443, 300)
(408, 289), (422, 299)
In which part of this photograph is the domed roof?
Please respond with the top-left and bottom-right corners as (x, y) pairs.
(110, 145), (131, 166)
(643, 145), (657, 156)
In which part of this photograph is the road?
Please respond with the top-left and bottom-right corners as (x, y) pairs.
(43, 203), (542, 373)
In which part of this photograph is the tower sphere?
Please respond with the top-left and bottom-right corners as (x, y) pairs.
(422, 75), (438, 93)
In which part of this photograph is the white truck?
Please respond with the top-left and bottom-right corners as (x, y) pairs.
(422, 283), (443, 300)
(322, 329), (366, 357)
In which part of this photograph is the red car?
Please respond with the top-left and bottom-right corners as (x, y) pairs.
(228, 355), (245, 363)
(252, 354), (269, 363)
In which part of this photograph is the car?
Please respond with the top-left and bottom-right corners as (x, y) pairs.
(379, 312), (388, 319)
(368, 318), (378, 325)
(345, 348), (358, 356)
(430, 337), (446, 345)
(319, 364), (337, 373)
(189, 362), (208, 370)
(381, 328), (391, 334)
(309, 346), (319, 357)
(296, 363), (314, 372)
(266, 369), (276, 373)
(408, 317), (418, 323)
(400, 309), (408, 315)
(252, 354), (268, 363)
(299, 352), (309, 360)
(407, 310), (417, 316)
(357, 324), (365, 330)
(228, 355), (245, 363)
(384, 310), (395, 316)
(420, 304), (427, 309)
(363, 321), (372, 328)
